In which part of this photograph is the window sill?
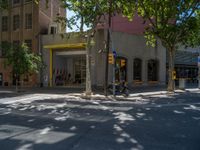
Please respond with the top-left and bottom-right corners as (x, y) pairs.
(24, 2), (32, 4)
(148, 81), (159, 84)
(25, 27), (32, 30)
(13, 29), (20, 32)
(12, 4), (21, 8)
(133, 80), (143, 84)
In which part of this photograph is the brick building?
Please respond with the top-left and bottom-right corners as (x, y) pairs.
(0, 0), (66, 86)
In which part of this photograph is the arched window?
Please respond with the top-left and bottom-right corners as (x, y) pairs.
(148, 59), (158, 81)
(133, 58), (142, 81)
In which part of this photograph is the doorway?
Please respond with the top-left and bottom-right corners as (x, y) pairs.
(53, 55), (86, 86)
(12, 73), (20, 86)
(115, 57), (127, 82)
(0, 73), (3, 86)
(74, 56), (86, 85)
(148, 59), (158, 81)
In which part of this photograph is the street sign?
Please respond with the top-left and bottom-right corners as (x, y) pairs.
(198, 56), (200, 67)
(113, 50), (117, 58)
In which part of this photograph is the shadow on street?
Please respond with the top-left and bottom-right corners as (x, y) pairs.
(0, 91), (199, 150)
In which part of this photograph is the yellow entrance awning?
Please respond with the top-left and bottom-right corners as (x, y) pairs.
(43, 43), (86, 49)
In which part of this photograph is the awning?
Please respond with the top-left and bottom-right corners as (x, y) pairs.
(55, 51), (86, 56)
(43, 43), (86, 49)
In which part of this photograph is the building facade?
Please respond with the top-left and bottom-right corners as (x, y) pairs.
(168, 47), (199, 84)
(1, 5), (197, 88)
(41, 14), (199, 88)
(41, 15), (167, 88)
(0, 0), (65, 86)
(93, 30), (166, 87)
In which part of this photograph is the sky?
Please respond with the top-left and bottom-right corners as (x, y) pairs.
(66, 10), (89, 32)
(66, 10), (77, 32)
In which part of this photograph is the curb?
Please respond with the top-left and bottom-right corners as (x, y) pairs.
(72, 88), (199, 101)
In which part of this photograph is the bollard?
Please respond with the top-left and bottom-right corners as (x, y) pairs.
(179, 78), (185, 90)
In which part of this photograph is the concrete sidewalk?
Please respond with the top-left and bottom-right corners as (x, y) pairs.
(0, 86), (199, 101)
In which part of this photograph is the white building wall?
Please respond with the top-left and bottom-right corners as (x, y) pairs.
(92, 31), (166, 87)
(42, 31), (166, 87)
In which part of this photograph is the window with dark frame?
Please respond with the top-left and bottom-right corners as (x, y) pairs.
(25, 13), (32, 29)
(2, 16), (8, 31)
(13, 15), (20, 31)
(1, 1), (9, 8)
(24, 0), (32, 3)
(13, 0), (20, 5)
(0, 43), (2, 57)
(0, 41), (8, 57)
(13, 40), (20, 47)
(133, 58), (142, 81)
(24, 40), (32, 50)
(148, 59), (158, 81)
(50, 26), (57, 34)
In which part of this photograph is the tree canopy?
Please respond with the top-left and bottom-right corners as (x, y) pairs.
(57, 0), (126, 95)
(121, 0), (200, 91)
(57, 0), (200, 92)
(2, 42), (43, 79)
(122, 0), (200, 49)
(184, 10), (200, 48)
(0, 0), (9, 10)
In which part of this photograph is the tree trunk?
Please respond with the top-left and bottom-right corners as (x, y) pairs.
(15, 78), (18, 92)
(104, 0), (112, 96)
(85, 31), (92, 96)
(15, 74), (19, 92)
(167, 48), (175, 92)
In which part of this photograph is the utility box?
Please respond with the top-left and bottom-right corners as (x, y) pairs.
(179, 78), (185, 90)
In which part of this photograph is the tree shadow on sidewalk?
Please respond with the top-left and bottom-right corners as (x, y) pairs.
(0, 91), (199, 150)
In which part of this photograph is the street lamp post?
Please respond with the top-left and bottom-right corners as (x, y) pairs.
(198, 50), (200, 89)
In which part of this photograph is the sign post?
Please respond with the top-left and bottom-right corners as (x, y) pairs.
(113, 50), (116, 96)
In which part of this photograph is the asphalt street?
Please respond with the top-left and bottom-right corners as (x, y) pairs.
(0, 89), (200, 150)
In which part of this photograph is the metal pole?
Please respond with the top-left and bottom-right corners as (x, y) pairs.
(198, 67), (200, 89)
(104, 0), (112, 96)
(113, 54), (115, 96)
(198, 50), (200, 89)
(50, 48), (53, 87)
(109, 29), (116, 97)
